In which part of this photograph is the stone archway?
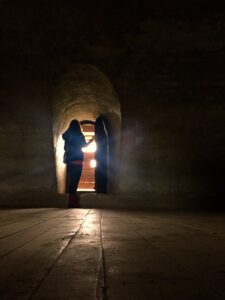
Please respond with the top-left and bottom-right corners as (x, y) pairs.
(52, 64), (121, 194)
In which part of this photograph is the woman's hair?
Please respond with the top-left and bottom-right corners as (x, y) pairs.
(68, 119), (82, 134)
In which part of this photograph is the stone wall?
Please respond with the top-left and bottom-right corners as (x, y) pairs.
(0, 0), (225, 208)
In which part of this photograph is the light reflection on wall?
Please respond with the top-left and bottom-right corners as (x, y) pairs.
(55, 135), (66, 193)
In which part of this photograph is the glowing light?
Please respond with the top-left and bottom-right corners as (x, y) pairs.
(55, 136), (67, 193)
(82, 141), (97, 153)
(83, 131), (95, 136)
(90, 159), (97, 168)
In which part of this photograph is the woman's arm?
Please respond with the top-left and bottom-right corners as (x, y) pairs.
(81, 134), (94, 147)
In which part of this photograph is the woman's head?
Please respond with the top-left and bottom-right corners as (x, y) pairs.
(69, 119), (82, 134)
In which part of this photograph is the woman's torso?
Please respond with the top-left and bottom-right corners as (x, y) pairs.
(63, 132), (86, 163)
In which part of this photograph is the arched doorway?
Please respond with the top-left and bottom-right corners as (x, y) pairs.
(52, 64), (121, 195)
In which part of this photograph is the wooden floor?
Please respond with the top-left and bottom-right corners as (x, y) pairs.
(0, 209), (225, 299)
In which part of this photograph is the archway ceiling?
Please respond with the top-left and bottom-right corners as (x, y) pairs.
(53, 65), (120, 136)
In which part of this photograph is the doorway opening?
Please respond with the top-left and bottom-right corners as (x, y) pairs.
(53, 64), (121, 195)
(78, 121), (96, 192)
(76, 117), (109, 193)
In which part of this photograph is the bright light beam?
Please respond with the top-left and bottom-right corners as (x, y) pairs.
(90, 159), (97, 168)
(82, 141), (97, 153)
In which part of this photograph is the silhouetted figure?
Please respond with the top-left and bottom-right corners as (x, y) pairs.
(95, 117), (108, 193)
(62, 120), (92, 208)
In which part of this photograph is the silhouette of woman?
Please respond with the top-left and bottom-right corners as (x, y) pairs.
(62, 120), (93, 208)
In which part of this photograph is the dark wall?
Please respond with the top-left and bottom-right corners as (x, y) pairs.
(0, 0), (225, 208)
(0, 64), (56, 205)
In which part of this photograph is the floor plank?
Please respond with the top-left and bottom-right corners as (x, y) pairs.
(0, 209), (224, 299)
